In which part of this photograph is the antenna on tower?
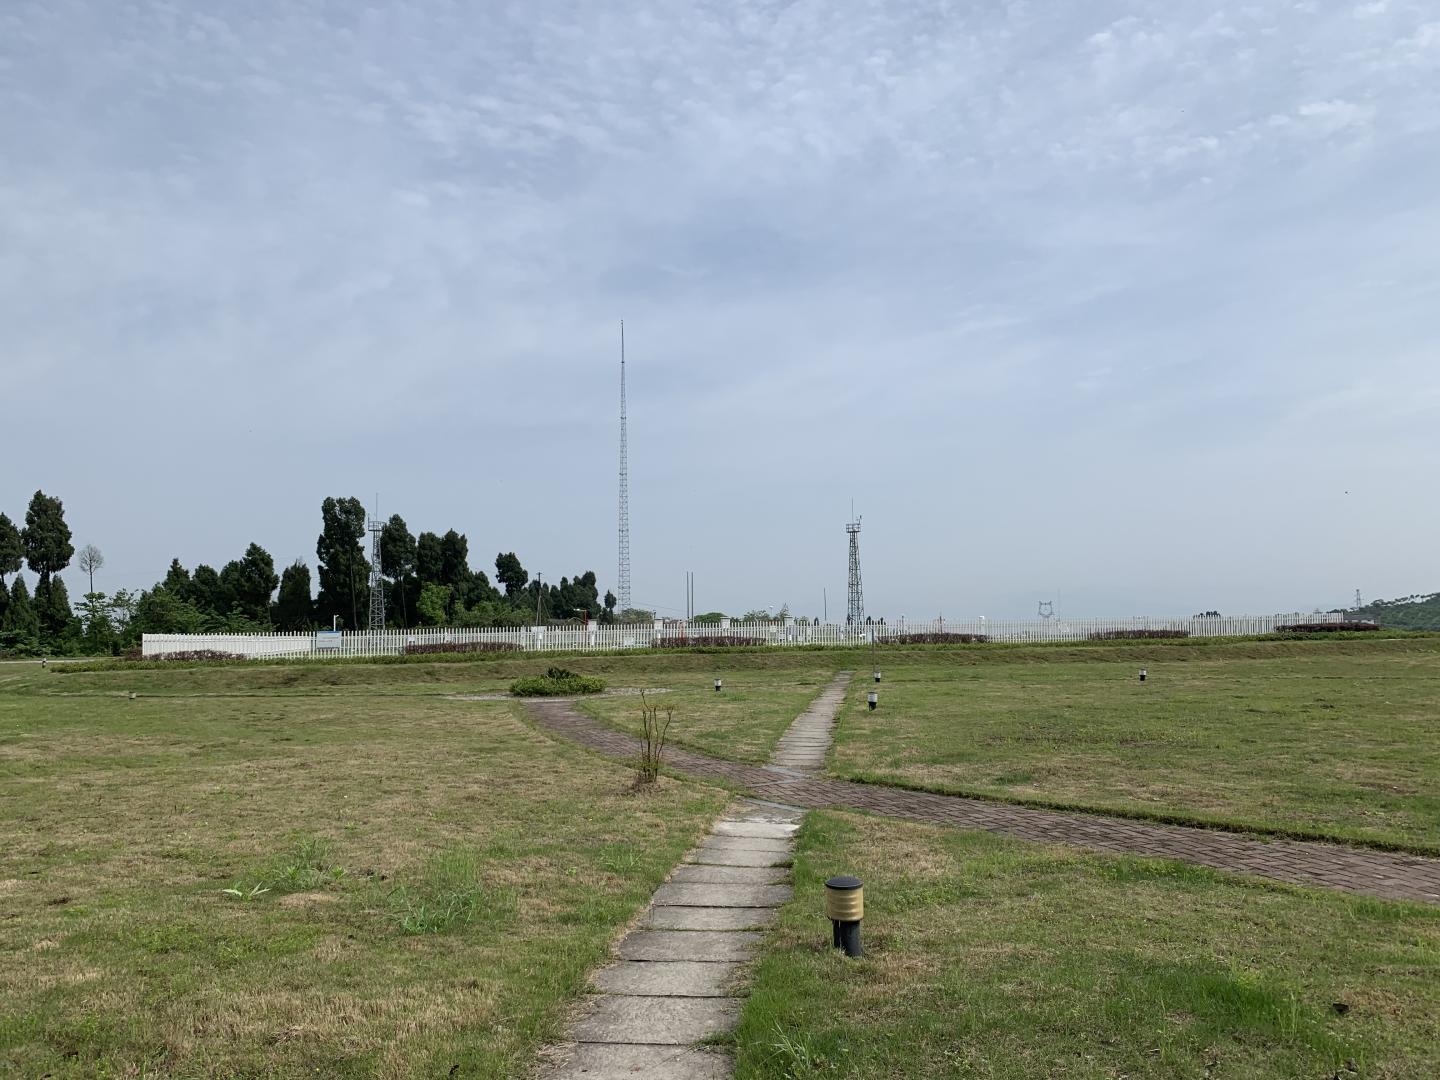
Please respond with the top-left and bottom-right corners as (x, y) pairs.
(617, 321), (632, 612)
(367, 498), (385, 633)
(845, 514), (864, 625)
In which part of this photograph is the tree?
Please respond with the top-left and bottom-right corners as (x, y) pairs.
(495, 552), (528, 598)
(274, 561), (314, 630)
(379, 515), (417, 626)
(0, 513), (22, 584)
(33, 573), (74, 642)
(78, 591), (116, 654)
(221, 543), (279, 623)
(315, 497), (369, 630)
(189, 564), (228, 616)
(0, 575), (39, 651)
(21, 491), (73, 579)
(415, 531), (443, 586)
(162, 559), (191, 595)
(416, 583), (452, 626)
(77, 544), (104, 593)
(439, 530), (470, 617)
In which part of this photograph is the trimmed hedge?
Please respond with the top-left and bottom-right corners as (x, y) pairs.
(1087, 630), (1190, 640)
(151, 649), (247, 661)
(654, 636), (766, 648)
(1275, 622), (1380, 633)
(402, 641), (523, 655)
(884, 633), (990, 644)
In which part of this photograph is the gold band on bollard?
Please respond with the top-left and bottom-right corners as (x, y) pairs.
(824, 882), (864, 921)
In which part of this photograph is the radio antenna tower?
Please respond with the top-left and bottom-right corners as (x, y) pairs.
(617, 321), (632, 612)
(845, 515), (864, 625)
(367, 501), (385, 633)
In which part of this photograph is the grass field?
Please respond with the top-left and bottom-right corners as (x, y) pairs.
(0, 663), (726, 1078)
(830, 637), (1440, 852)
(734, 810), (1440, 1079)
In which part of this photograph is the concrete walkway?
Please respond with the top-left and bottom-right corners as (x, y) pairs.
(538, 679), (859, 1078)
(541, 798), (801, 1079)
(766, 673), (851, 773)
(526, 694), (1440, 906)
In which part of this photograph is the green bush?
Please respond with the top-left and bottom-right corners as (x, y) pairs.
(509, 666), (607, 696)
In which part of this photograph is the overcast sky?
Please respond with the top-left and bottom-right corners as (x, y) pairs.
(3, 1), (1438, 620)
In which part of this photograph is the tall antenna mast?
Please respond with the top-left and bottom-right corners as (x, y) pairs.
(617, 321), (632, 612)
(846, 515), (864, 625)
(367, 498), (385, 633)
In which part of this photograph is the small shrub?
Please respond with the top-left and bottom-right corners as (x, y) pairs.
(1274, 622), (1379, 633)
(510, 667), (607, 696)
(635, 691), (673, 785)
(653, 635), (766, 648)
(1087, 630), (1190, 640)
(884, 632), (990, 644)
(401, 641), (522, 655)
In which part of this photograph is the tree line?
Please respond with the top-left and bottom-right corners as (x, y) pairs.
(0, 491), (647, 657)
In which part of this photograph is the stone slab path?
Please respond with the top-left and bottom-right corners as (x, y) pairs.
(540, 799), (802, 1079)
(526, 694), (1440, 906)
(767, 673), (852, 773)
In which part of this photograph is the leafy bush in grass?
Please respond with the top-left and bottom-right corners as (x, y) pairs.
(402, 641), (522, 655)
(510, 666), (607, 696)
(654, 635), (766, 648)
(1088, 629), (1190, 640)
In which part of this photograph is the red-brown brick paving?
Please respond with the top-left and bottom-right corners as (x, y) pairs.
(526, 699), (1440, 905)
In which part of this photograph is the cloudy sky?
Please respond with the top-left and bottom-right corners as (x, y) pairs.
(3, 0), (1437, 620)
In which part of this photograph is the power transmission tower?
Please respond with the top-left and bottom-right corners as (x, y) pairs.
(367, 507), (385, 633)
(846, 517), (864, 625)
(617, 321), (631, 612)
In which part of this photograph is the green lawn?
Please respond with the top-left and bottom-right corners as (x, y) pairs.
(735, 810), (1440, 1079)
(830, 637), (1440, 852)
(0, 664), (727, 1078)
(575, 664), (839, 763)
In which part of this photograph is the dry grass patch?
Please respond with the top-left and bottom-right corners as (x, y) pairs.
(0, 667), (727, 1078)
(736, 811), (1440, 1079)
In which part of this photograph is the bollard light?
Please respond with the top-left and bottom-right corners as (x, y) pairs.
(824, 875), (864, 957)
(867, 691), (878, 711)
(715, 678), (723, 692)
(873, 670), (881, 683)
(1139, 668), (1148, 683)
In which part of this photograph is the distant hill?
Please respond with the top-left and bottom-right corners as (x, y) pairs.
(1350, 592), (1440, 631)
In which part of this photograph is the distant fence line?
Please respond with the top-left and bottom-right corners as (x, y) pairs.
(140, 612), (1347, 660)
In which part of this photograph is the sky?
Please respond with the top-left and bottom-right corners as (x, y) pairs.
(3, 0), (1438, 621)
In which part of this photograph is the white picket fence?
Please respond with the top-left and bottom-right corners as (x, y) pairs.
(141, 612), (1348, 660)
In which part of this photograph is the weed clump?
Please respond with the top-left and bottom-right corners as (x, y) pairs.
(509, 666), (606, 696)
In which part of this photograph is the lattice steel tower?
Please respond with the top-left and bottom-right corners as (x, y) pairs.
(367, 509), (385, 633)
(846, 517), (864, 625)
(617, 321), (632, 611)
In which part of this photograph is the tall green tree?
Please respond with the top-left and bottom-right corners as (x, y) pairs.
(416, 531), (443, 586)
(188, 564), (228, 617)
(315, 496), (369, 630)
(0, 575), (39, 649)
(162, 559), (191, 595)
(21, 491), (73, 579)
(33, 574), (75, 642)
(0, 513), (23, 585)
(274, 561), (314, 630)
(495, 552), (528, 598)
(379, 515), (417, 626)
(21, 491), (74, 646)
(221, 543), (279, 623)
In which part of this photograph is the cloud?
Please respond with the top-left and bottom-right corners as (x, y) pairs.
(1, 0), (1438, 617)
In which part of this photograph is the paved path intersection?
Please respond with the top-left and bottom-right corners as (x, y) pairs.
(527, 683), (1440, 907)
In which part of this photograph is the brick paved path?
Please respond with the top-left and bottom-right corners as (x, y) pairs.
(526, 699), (1440, 905)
